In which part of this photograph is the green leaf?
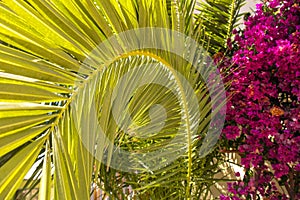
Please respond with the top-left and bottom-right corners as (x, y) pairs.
(38, 141), (52, 200)
(0, 135), (48, 199)
(194, 0), (246, 54)
(0, 0), (233, 199)
(0, 125), (51, 157)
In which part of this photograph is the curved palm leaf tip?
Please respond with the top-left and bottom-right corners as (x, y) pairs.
(0, 0), (239, 199)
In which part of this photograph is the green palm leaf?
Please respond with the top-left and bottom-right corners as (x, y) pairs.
(0, 0), (230, 199)
(194, 0), (246, 54)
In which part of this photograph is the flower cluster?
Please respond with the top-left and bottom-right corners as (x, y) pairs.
(218, 0), (300, 199)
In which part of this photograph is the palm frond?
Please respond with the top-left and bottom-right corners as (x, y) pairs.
(194, 0), (246, 54)
(0, 0), (231, 199)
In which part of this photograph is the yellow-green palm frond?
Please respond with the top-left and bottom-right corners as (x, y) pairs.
(194, 0), (246, 54)
(0, 0), (229, 199)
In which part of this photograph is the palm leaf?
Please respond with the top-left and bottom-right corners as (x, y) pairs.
(194, 0), (246, 54)
(0, 0), (230, 199)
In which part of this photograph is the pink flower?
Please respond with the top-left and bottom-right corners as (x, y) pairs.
(223, 125), (241, 140)
(219, 0), (300, 198)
